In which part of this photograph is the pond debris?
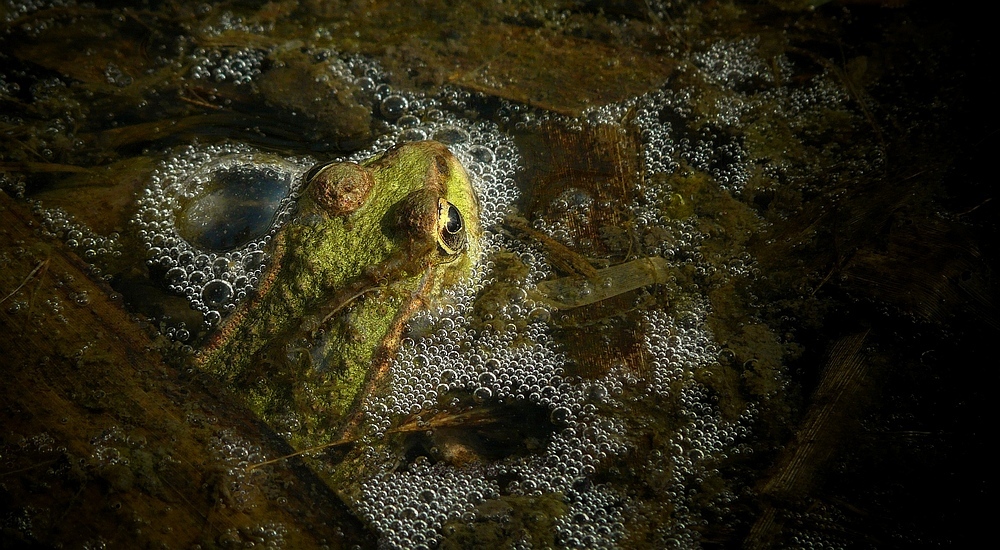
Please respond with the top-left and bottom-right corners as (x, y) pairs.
(0, 258), (48, 306)
(745, 330), (873, 549)
(2, 1), (991, 548)
(531, 257), (675, 310)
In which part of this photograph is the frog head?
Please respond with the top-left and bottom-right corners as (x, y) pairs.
(198, 140), (481, 437)
(302, 140), (481, 287)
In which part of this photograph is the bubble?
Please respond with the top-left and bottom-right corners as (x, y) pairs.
(357, 76), (376, 94)
(380, 94), (409, 120)
(396, 114), (421, 128)
(473, 387), (492, 402)
(202, 279), (234, 309)
(468, 144), (495, 164)
(433, 126), (469, 145)
(400, 128), (429, 142)
(243, 251), (265, 272)
(189, 270), (208, 285)
(549, 406), (572, 425)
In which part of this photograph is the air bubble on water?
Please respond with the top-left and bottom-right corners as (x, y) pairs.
(201, 279), (234, 309)
(380, 94), (409, 120)
(432, 125), (470, 146)
(189, 47), (264, 85)
(35, 203), (123, 272)
(399, 127), (429, 142)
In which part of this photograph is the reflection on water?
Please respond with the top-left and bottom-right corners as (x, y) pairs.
(0, 1), (990, 549)
(177, 161), (294, 252)
(136, 144), (311, 324)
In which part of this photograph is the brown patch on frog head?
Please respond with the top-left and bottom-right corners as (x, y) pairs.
(305, 161), (375, 217)
(384, 188), (439, 253)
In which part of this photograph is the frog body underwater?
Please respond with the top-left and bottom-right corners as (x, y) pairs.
(197, 141), (480, 445)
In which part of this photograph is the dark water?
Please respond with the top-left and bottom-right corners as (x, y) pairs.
(0, 1), (992, 548)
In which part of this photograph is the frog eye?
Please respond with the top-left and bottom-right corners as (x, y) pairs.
(437, 198), (468, 255)
(305, 161), (374, 216)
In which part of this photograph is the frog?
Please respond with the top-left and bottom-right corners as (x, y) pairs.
(196, 140), (480, 449)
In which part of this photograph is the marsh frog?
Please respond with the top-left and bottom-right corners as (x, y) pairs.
(197, 140), (480, 445)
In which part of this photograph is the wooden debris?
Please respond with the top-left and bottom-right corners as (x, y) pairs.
(744, 330), (873, 549)
(0, 190), (373, 549)
(453, 27), (673, 116)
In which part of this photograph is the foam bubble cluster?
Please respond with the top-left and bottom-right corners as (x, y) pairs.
(692, 37), (791, 92)
(189, 47), (265, 85)
(627, 88), (751, 193)
(356, 459), (501, 550)
(34, 204), (123, 278)
(134, 143), (313, 327)
(345, 36), (842, 547)
(133, 39), (837, 546)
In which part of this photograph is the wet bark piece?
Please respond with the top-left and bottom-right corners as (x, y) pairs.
(518, 123), (642, 261)
(453, 27), (673, 116)
(745, 330), (873, 549)
(0, 191), (372, 549)
(514, 123), (649, 380)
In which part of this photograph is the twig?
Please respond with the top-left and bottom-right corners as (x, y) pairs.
(1, 259), (48, 305)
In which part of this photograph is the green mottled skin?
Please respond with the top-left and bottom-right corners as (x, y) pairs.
(198, 141), (480, 446)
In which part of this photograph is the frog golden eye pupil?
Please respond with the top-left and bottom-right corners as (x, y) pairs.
(436, 199), (468, 255)
(445, 204), (463, 234)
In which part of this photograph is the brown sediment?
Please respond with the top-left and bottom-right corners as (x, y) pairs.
(0, 190), (373, 549)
